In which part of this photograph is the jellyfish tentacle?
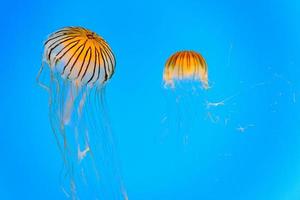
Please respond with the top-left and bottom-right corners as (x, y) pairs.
(36, 62), (50, 92)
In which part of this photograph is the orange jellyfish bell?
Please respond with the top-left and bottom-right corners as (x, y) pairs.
(43, 26), (115, 87)
(163, 50), (209, 89)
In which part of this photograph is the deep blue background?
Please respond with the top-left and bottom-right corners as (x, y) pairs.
(1, 0), (300, 199)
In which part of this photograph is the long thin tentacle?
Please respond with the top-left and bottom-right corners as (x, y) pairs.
(36, 62), (50, 91)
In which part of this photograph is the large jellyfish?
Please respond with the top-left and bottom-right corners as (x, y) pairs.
(37, 27), (127, 200)
(161, 50), (209, 144)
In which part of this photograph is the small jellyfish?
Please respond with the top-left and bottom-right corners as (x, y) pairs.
(161, 50), (209, 144)
(163, 50), (209, 89)
(37, 27), (126, 200)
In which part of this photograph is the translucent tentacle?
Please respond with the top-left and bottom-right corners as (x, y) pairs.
(36, 62), (50, 92)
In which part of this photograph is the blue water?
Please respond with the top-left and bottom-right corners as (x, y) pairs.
(1, 0), (300, 199)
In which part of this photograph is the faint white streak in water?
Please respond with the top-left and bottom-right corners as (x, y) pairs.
(183, 135), (189, 145)
(161, 115), (167, 124)
(206, 101), (225, 109)
(236, 124), (255, 133)
(207, 112), (220, 123)
(206, 93), (240, 109)
(70, 180), (76, 199)
(61, 187), (70, 198)
(236, 126), (246, 133)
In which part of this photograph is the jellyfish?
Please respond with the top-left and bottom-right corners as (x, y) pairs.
(37, 27), (127, 200)
(161, 50), (209, 144)
(163, 50), (209, 89)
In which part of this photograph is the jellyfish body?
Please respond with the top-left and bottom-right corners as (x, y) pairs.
(37, 27), (126, 200)
(44, 26), (115, 87)
(163, 50), (208, 89)
(162, 50), (209, 145)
